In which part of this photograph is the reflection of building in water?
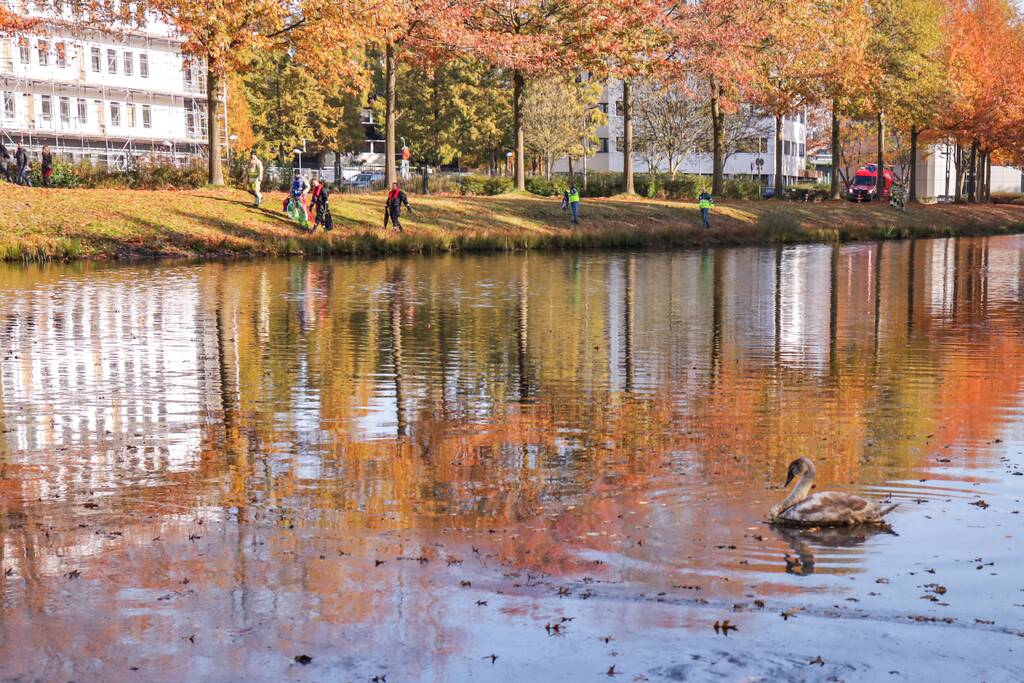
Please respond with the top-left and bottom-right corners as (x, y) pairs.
(0, 272), (221, 495)
(776, 245), (832, 369)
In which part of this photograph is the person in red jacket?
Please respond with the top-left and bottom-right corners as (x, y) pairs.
(383, 183), (412, 232)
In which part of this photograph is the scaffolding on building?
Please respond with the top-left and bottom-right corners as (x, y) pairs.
(0, 22), (227, 169)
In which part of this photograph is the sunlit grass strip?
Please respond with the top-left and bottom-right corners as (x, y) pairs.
(1, 185), (1023, 262)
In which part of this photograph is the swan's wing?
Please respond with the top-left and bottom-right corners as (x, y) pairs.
(780, 492), (873, 524)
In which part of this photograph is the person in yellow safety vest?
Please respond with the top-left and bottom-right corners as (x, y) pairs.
(698, 190), (714, 229)
(562, 184), (581, 225)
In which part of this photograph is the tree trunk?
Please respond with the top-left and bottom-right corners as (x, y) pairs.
(622, 79), (634, 194)
(567, 156), (574, 183)
(334, 144), (342, 189)
(830, 99), (841, 200)
(513, 69), (526, 191)
(875, 110), (884, 200)
(711, 80), (725, 196)
(384, 43), (397, 187)
(985, 153), (992, 201)
(206, 63), (224, 186)
(909, 126), (919, 203)
(954, 144), (963, 202)
(968, 139), (978, 203)
(773, 114), (783, 198)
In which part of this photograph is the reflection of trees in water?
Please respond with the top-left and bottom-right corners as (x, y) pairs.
(2, 237), (1024, 579)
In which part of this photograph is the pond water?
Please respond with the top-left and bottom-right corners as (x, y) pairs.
(1, 239), (1022, 681)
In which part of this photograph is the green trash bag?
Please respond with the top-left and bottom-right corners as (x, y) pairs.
(286, 197), (309, 229)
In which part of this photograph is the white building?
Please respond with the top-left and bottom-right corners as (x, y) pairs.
(913, 144), (1023, 199)
(556, 79), (810, 187)
(0, 5), (222, 167)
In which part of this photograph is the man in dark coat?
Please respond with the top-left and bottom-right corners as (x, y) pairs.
(0, 141), (11, 183)
(383, 182), (413, 232)
(14, 143), (30, 186)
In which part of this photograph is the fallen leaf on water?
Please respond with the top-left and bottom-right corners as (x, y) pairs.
(65, 569), (81, 579)
(970, 500), (989, 509)
(482, 654), (498, 663)
(294, 655), (312, 665)
(606, 664), (619, 676)
(809, 655), (825, 666)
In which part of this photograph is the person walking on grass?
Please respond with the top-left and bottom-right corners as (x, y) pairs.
(284, 168), (311, 229)
(698, 189), (714, 229)
(41, 145), (53, 187)
(0, 141), (12, 183)
(246, 151), (263, 207)
(383, 182), (412, 232)
(310, 178), (333, 233)
(562, 184), (580, 225)
(14, 143), (30, 187)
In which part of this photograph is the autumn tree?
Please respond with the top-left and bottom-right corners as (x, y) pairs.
(746, 0), (828, 196)
(863, 0), (946, 200)
(522, 75), (604, 178)
(816, 0), (875, 199)
(630, 81), (706, 177)
(596, 0), (678, 194)
(371, 56), (511, 171)
(677, 0), (765, 195)
(464, 0), (605, 191)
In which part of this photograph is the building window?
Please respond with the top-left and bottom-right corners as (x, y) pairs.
(783, 140), (791, 156)
(123, 51), (133, 76)
(2, 92), (14, 119)
(91, 47), (101, 72)
(798, 143), (805, 157)
(77, 97), (87, 123)
(40, 94), (52, 123)
(110, 101), (120, 126)
(19, 38), (30, 64)
(596, 137), (609, 153)
(37, 40), (48, 66)
(142, 104), (151, 128)
(615, 99), (624, 116)
(106, 49), (117, 74)
(139, 53), (149, 78)
(597, 102), (608, 114)
(60, 96), (70, 124)
(126, 103), (136, 127)
(56, 42), (66, 68)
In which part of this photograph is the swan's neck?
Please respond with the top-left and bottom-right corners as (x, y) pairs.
(775, 469), (815, 514)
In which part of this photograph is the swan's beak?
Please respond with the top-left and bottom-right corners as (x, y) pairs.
(784, 470), (794, 487)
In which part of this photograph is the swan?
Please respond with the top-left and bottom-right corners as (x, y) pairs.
(769, 457), (898, 526)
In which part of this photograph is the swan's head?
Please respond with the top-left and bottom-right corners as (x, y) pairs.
(784, 457), (816, 486)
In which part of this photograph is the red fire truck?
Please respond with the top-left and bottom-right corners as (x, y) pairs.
(847, 164), (895, 202)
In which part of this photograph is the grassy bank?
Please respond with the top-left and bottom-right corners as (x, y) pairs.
(3, 184), (1024, 262)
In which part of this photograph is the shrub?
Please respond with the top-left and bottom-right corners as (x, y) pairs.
(633, 173), (704, 200)
(722, 177), (761, 199)
(133, 159), (207, 190)
(785, 185), (830, 202)
(992, 192), (1024, 205)
(28, 160), (82, 188)
(458, 174), (513, 195)
(526, 176), (568, 197)
(576, 172), (622, 197)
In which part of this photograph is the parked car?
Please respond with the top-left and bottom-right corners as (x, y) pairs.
(344, 172), (384, 189)
(847, 164), (894, 202)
